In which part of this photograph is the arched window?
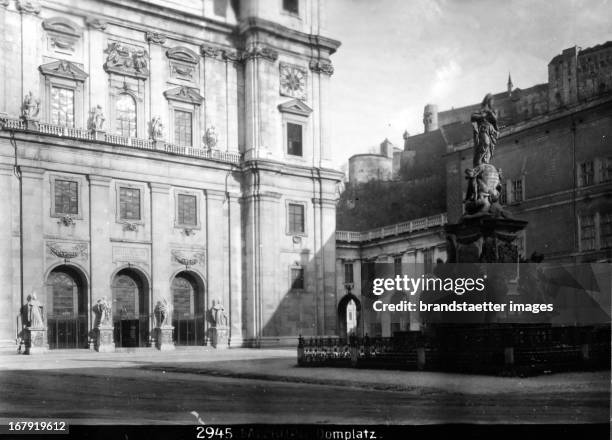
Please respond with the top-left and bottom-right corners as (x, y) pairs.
(115, 93), (137, 138)
(172, 275), (195, 318)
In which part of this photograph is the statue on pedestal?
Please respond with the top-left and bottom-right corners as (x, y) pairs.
(210, 299), (228, 328)
(471, 93), (499, 167)
(150, 116), (164, 140)
(87, 105), (105, 131)
(21, 91), (40, 120)
(21, 293), (44, 329)
(154, 298), (173, 328)
(93, 297), (112, 327)
(203, 126), (218, 149)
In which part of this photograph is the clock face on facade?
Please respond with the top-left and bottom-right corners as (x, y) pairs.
(279, 63), (307, 100)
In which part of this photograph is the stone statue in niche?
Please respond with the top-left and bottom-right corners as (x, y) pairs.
(149, 116), (164, 140)
(87, 105), (105, 131)
(21, 293), (44, 329)
(154, 298), (173, 328)
(93, 297), (112, 327)
(203, 126), (218, 149)
(210, 299), (228, 328)
(21, 91), (40, 120)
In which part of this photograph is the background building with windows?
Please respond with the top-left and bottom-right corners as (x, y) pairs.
(336, 41), (612, 337)
(0, 0), (342, 351)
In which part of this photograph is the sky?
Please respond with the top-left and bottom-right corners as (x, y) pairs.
(324, 0), (612, 168)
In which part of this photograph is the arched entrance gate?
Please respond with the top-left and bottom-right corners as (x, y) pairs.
(112, 268), (150, 347)
(46, 265), (89, 349)
(171, 271), (205, 346)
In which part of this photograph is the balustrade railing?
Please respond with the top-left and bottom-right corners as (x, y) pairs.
(336, 213), (448, 243)
(1, 118), (242, 164)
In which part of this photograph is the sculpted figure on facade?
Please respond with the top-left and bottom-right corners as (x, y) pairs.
(210, 299), (228, 328)
(154, 298), (172, 328)
(132, 49), (148, 72)
(21, 91), (40, 119)
(203, 126), (218, 149)
(470, 93), (499, 167)
(87, 105), (105, 131)
(21, 293), (44, 329)
(93, 297), (112, 327)
(150, 116), (164, 140)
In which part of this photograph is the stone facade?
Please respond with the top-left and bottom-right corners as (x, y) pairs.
(336, 214), (447, 337)
(0, 0), (342, 351)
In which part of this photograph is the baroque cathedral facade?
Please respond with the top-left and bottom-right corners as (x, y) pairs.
(0, 0), (341, 351)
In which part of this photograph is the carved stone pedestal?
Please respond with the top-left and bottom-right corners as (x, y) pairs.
(93, 326), (115, 352)
(153, 139), (165, 150)
(93, 130), (106, 142)
(23, 327), (48, 355)
(22, 117), (39, 131)
(154, 326), (175, 351)
(210, 326), (228, 349)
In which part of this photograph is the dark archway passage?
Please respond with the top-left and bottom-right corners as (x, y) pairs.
(338, 294), (362, 339)
(172, 271), (205, 346)
(112, 268), (150, 347)
(46, 265), (88, 349)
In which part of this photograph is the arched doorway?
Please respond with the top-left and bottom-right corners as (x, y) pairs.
(112, 268), (150, 347)
(338, 294), (362, 340)
(46, 265), (88, 349)
(171, 271), (205, 346)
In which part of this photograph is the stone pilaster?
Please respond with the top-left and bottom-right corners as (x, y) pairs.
(150, 183), (171, 341)
(20, 166), (45, 315)
(227, 193), (243, 347)
(0, 164), (15, 350)
(88, 175), (112, 307)
(86, 17), (107, 119)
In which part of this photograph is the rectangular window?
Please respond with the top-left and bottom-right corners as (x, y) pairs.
(291, 267), (304, 290)
(394, 256), (402, 276)
(119, 187), (141, 220)
(283, 0), (299, 15)
(499, 181), (507, 205)
(344, 263), (354, 284)
(287, 122), (303, 156)
(601, 213), (612, 249)
(51, 87), (75, 127)
(600, 157), (612, 183)
(511, 179), (523, 203)
(174, 110), (193, 146)
(288, 203), (305, 234)
(423, 248), (434, 275)
(54, 179), (78, 215)
(177, 194), (197, 226)
(579, 161), (595, 186)
(580, 214), (596, 251)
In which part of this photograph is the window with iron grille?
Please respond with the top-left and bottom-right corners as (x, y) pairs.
(119, 187), (141, 220)
(116, 93), (137, 138)
(511, 178), (523, 203)
(51, 87), (75, 127)
(291, 267), (304, 290)
(286, 122), (303, 156)
(344, 263), (354, 284)
(177, 194), (197, 226)
(601, 212), (612, 249)
(288, 203), (305, 234)
(579, 161), (595, 186)
(283, 0), (299, 15)
(54, 179), (78, 215)
(580, 214), (596, 251)
(174, 110), (193, 146)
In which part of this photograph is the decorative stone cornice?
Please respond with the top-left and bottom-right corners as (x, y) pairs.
(172, 249), (205, 268)
(200, 44), (224, 59)
(309, 59), (334, 76)
(222, 50), (242, 63)
(39, 60), (88, 82)
(243, 45), (278, 62)
(42, 17), (82, 38)
(145, 31), (167, 45)
(85, 17), (108, 31)
(1, 0), (9, 8)
(16, 0), (41, 15)
(163, 86), (204, 105)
